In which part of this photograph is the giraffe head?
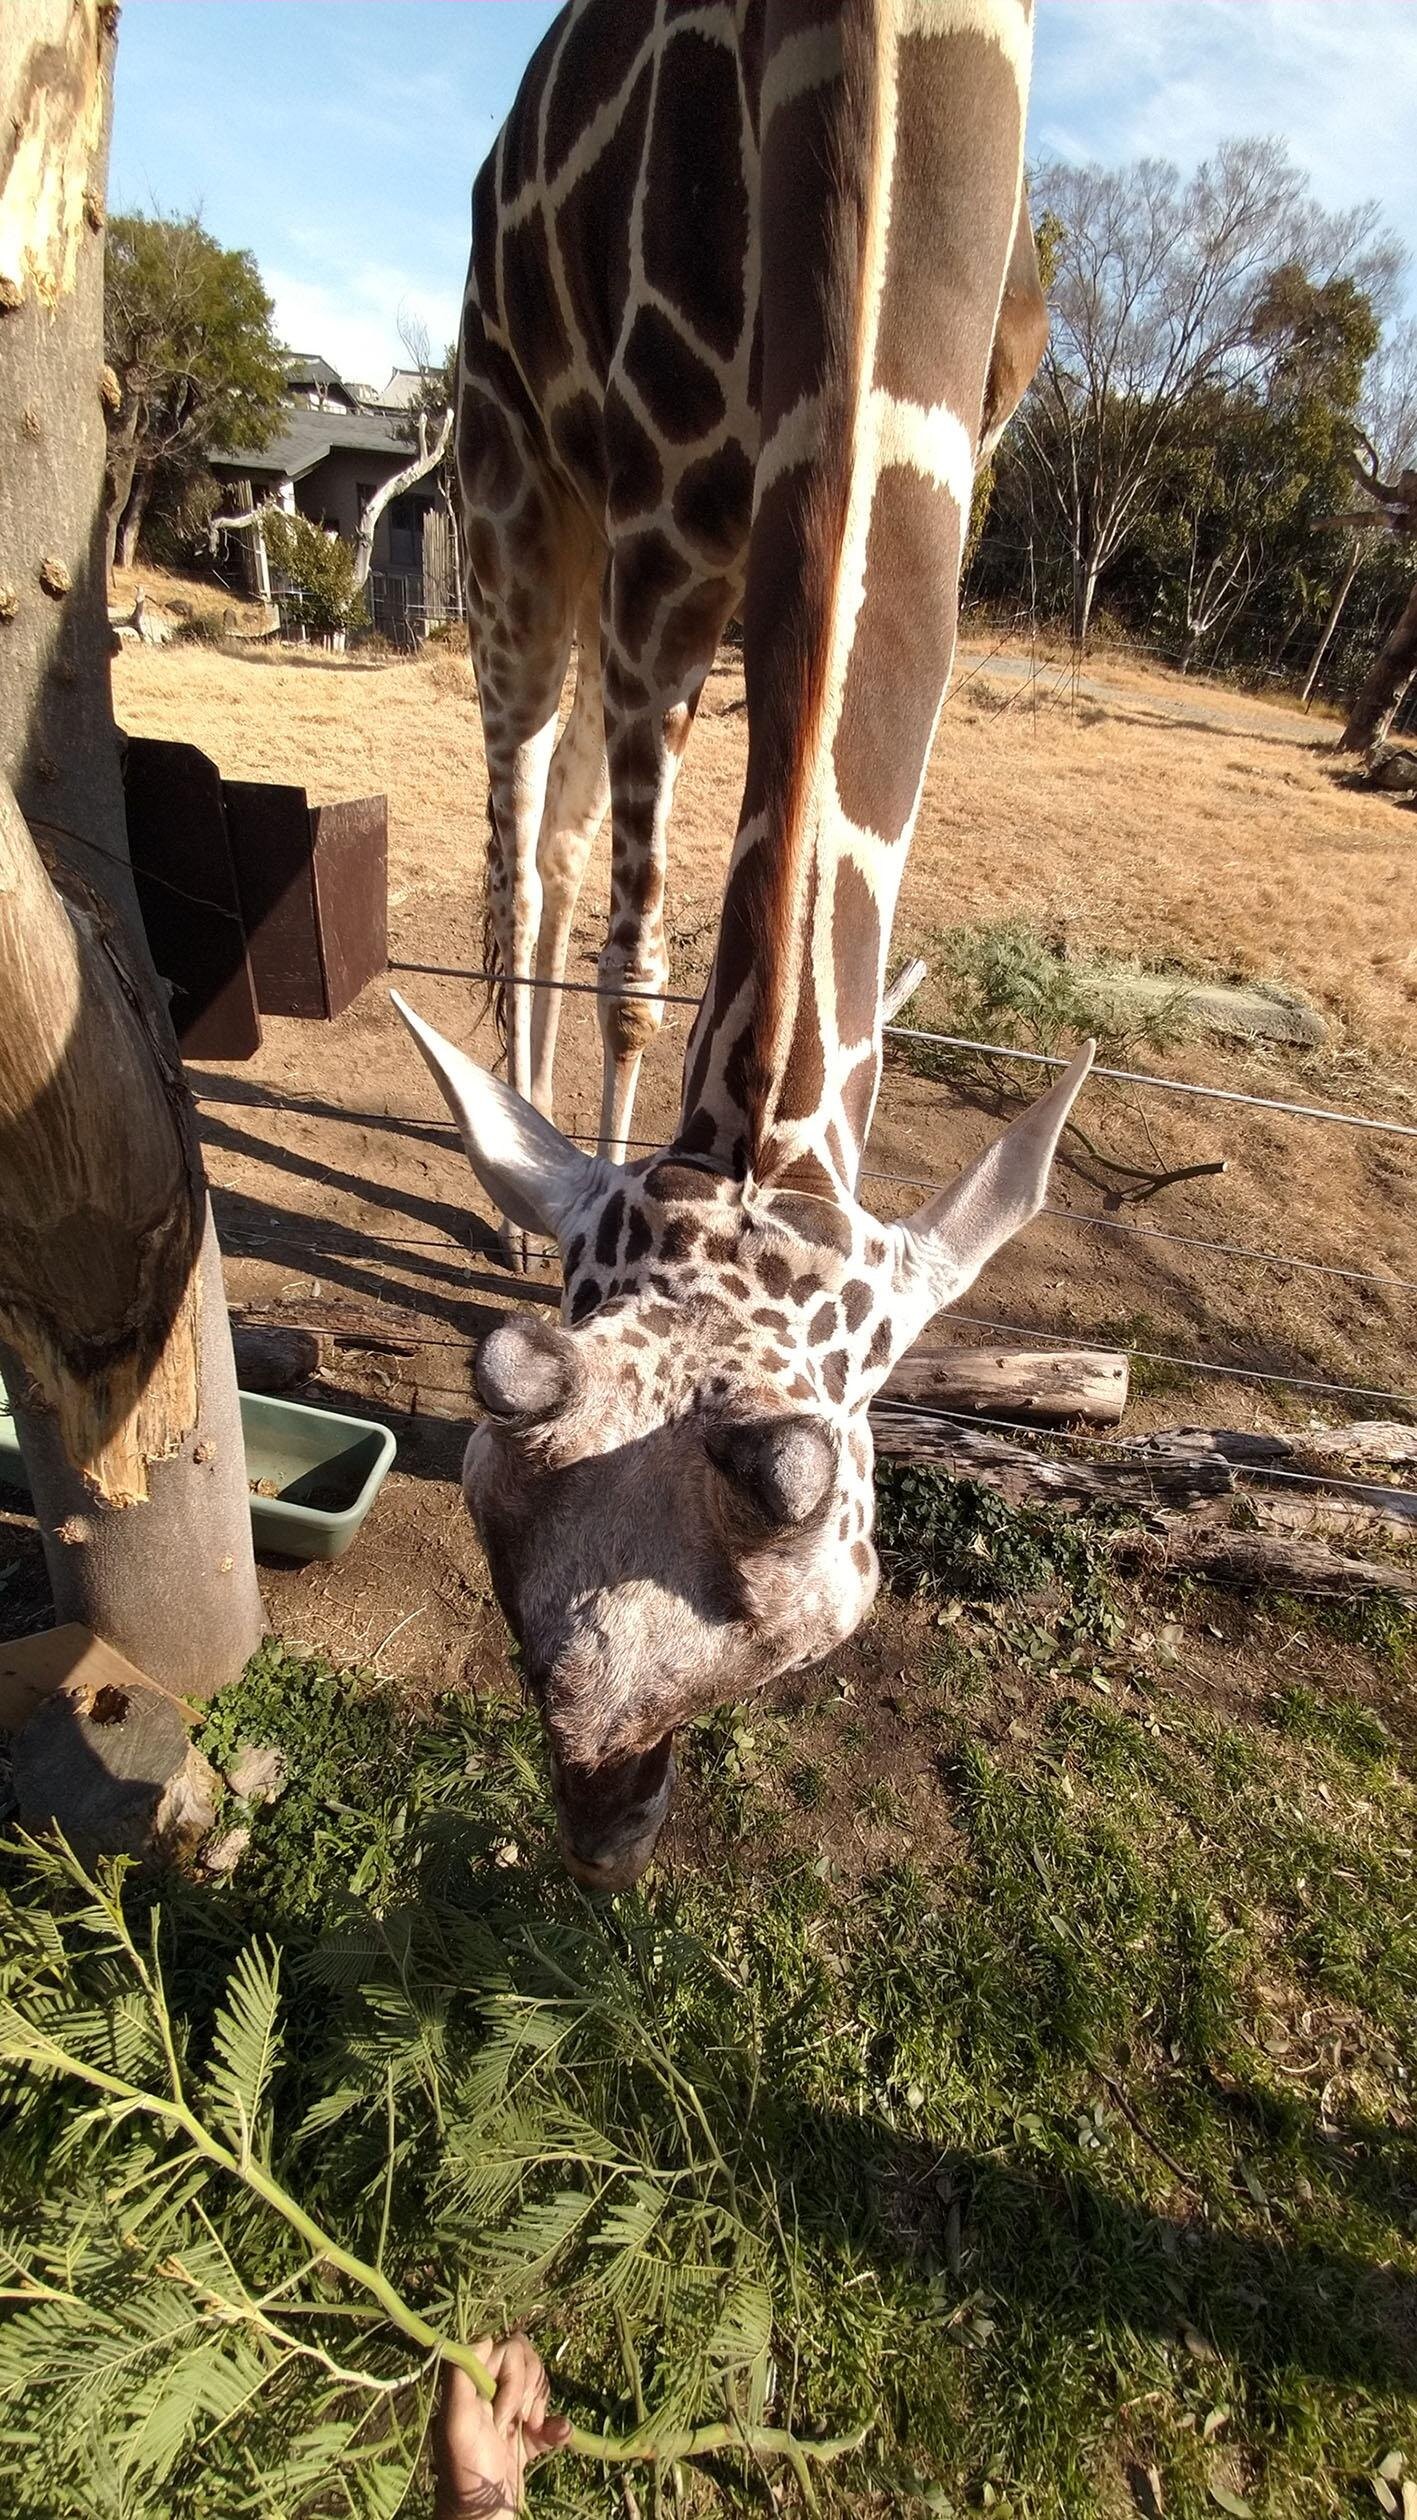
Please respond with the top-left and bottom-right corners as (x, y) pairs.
(395, 996), (1091, 1890)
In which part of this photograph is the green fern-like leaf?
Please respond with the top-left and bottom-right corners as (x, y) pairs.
(203, 1942), (284, 2158)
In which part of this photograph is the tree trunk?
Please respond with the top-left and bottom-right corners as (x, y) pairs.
(1338, 574), (1417, 752)
(103, 414), (140, 578)
(351, 408), (453, 592)
(1301, 540), (1361, 709)
(0, 0), (262, 1696)
(115, 459), (154, 572)
(1073, 560), (1101, 653)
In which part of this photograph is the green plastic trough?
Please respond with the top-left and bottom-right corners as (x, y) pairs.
(0, 1381), (395, 1564)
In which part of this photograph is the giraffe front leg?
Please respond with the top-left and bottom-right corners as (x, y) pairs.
(482, 715), (558, 1275)
(597, 704), (679, 1165)
(597, 926), (669, 1164)
(530, 575), (610, 1121)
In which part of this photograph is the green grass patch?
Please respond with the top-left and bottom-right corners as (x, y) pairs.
(0, 1619), (1413, 2519)
(899, 917), (1192, 1078)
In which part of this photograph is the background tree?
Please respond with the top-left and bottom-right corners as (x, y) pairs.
(103, 209), (285, 573)
(1009, 139), (1400, 648)
(0, 1), (263, 1691)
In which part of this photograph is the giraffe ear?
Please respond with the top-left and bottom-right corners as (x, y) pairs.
(889, 1041), (1095, 1348)
(392, 992), (611, 1238)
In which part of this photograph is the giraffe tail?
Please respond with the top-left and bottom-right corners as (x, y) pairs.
(480, 787), (508, 1047)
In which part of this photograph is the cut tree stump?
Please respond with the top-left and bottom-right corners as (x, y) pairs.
(1, 1625), (218, 1861)
(884, 1345), (1127, 1425)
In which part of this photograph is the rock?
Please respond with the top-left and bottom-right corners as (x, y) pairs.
(12, 1672), (217, 1863)
(203, 1823), (251, 1876)
(1102, 970), (1327, 1048)
(232, 1321), (324, 1393)
(1365, 742), (1417, 794)
(226, 1740), (287, 1804)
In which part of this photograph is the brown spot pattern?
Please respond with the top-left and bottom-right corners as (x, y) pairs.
(555, 63), (652, 375)
(622, 303), (726, 443)
(642, 31), (748, 361)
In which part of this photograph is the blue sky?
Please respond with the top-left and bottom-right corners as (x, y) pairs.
(110, 1), (1417, 388)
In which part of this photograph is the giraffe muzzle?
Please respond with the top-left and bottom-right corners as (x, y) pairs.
(551, 1739), (677, 1892)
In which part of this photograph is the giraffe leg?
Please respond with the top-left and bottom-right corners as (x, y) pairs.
(597, 574), (737, 1164)
(529, 566), (611, 1117)
(471, 590), (578, 1272)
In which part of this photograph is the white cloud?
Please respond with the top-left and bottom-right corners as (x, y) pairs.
(264, 244), (462, 389)
(1034, 0), (1417, 307)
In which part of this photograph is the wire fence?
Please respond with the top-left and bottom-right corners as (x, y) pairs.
(207, 950), (1415, 1496)
(391, 961), (1417, 1141)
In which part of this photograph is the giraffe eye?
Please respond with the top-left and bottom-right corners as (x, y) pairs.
(706, 1416), (837, 1530)
(474, 1319), (582, 1426)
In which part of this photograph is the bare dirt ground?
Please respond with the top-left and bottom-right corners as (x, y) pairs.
(3, 624), (1411, 1709)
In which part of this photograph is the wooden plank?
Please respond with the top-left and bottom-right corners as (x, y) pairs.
(0, 1623), (190, 1737)
(310, 794), (388, 1014)
(223, 778), (326, 1017)
(121, 735), (261, 1058)
(884, 1345), (1127, 1426)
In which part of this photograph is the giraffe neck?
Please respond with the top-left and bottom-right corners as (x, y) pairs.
(678, 0), (1031, 1199)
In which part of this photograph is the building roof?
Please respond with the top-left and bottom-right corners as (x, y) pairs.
(212, 402), (414, 481)
(282, 350), (355, 400)
(378, 367), (428, 409)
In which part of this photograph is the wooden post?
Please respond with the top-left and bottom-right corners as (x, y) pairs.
(0, 0), (262, 1696)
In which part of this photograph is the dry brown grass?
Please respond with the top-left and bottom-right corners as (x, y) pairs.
(114, 633), (1411, 1053)
(112, 630), (1415, 1455)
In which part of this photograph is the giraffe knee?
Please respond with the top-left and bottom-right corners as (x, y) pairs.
(597, 948), (667, 1057)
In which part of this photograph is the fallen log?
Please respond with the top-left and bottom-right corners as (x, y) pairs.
(868, 1408), (1230, 1512)
(884, 1345), (1127, 1426)
(231, 1300), (419, 1355)
(1111, 1525), (1417, 1602)
(1131, 1427), (1417, 1528)
(869, 1407), (1417, 1598)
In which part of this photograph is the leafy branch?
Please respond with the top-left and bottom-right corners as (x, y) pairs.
(0, 1838), (863, 2500)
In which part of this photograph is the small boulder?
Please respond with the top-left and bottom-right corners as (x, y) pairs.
(1365, 742), (1417, 794)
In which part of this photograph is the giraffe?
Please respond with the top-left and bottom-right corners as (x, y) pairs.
(449, 0), (1046, 1240)
(396, 0), (1090, 1890)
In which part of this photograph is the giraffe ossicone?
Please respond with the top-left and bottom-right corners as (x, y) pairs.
(416, 0), (1065, 1883)
(397, 993), (1092, 1889)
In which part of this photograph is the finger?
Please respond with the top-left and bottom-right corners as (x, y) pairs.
(493, 2336), (530, 2434)
(524, 2413), (572, 2459)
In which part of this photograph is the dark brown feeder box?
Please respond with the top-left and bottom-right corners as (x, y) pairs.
(122, 736), (387, 1056)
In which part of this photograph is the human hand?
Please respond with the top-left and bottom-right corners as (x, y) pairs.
(432, 2336), (571, 2517)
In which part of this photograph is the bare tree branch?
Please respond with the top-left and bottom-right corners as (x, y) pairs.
(350, 408), (453, 592)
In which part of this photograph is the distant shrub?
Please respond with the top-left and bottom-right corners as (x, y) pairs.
(263, 510), (368, 638)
